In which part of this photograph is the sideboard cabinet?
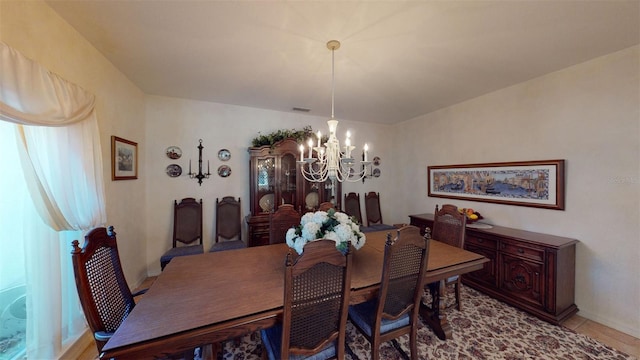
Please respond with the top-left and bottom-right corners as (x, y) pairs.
(409, 213), (578, 324)
(247, 138), (341, 247)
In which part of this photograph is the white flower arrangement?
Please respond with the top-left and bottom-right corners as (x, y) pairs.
(285, 208), (366, 255)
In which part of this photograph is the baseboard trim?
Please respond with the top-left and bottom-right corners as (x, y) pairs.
(59, 329), (93, 360)
(577, 309), (640, 339)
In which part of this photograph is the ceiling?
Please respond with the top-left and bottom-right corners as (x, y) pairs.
(46, 1), (639, 125)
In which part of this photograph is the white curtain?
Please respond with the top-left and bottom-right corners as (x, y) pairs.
(0, 42), (107, 358)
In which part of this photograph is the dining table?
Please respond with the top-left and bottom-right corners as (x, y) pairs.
(101, 230), (488, 359)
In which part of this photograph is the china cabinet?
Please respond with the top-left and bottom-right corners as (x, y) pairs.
(247, 138), (341, 247)
(409, 213), (578, 324)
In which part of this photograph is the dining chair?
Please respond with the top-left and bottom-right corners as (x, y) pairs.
(210, 196), (246, 252)
(431, 204), (467, 310)
(343, 192), (363, 225)
(268, 204), (301, 245)
(363, 191), (396, 232)
(160, 197), (204, 270)
(364, 191), (383, 226)
(347, 225), (430, 360)
(260, 240), (352, 359)
(71, 226), (143, 352)
(74, 226), (215, 359)
(318, 201), (335, 211)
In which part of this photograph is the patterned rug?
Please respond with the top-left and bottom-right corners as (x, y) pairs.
(216, 285), (635, 360)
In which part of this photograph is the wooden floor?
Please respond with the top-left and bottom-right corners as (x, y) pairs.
(78, 277), (640, 359)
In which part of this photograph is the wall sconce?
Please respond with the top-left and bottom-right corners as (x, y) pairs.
(188, 139), (211, 186)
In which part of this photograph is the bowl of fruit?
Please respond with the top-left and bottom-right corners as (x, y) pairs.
(458, 208), (483, 223)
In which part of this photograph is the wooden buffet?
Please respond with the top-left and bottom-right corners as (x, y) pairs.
(409, 213), (579, 324)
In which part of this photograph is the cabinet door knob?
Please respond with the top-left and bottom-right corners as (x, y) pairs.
(517, 248), (524, 254)
(477, 238), (484, 243)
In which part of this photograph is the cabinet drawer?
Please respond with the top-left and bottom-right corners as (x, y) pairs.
(466, 235), (498, 250)
(500, 241), (544, 262)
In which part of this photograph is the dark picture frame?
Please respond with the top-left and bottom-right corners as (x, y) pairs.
(428, 160), (565, 210)
(111, 136), (138, 180)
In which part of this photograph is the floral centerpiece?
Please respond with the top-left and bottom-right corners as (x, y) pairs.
(286, 208), (366, 255)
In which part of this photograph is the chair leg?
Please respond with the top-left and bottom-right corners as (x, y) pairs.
(371, 336), (380, 360)
(455, 278), (462, 311)
(410, 324), (418, 360)
(199, 344), (219, 360)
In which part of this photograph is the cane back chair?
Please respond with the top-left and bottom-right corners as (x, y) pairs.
(343, 192), (363, 225)
(71, 226), (144, 352)
(268, 204), (301, 245)
(348, 226), (430, 360)
(210, 196), (246, 252)
(160, 197), (204, 270)
(260, 240), (352, 359)
(432, 204), (467, 310)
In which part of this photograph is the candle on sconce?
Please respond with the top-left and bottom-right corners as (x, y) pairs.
(189, 159), (192, 174)
(307, 138), (313, 158)
(299, 144), (304, 161)
(316, 131), (321, 148)
(363, 143), (369, 162)
(345, 137), (351, 158)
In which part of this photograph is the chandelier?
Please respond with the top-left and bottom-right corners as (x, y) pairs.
(298, 40), (371, 183)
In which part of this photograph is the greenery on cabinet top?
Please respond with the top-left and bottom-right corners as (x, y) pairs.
(251, 126), (328, 148)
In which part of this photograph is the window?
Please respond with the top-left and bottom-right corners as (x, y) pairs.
(0, 121), (86, 359)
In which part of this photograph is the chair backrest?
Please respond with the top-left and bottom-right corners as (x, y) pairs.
(281, 240), (352, 359)
(432, 204), (467, 248)
(173, 197), (203, 247)
(269, 204), (301, 245)
(215, 196), (241, 243)
(71, 226), (135, 352)
(343, 192), (363, 225)
(364, 191), (383, 226)
(318, 201), (335, 211)
(318, 201), (336, 211)
(376, 226), (430, 327)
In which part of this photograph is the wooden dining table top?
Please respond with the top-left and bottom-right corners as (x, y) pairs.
(101, 230), (487, 359)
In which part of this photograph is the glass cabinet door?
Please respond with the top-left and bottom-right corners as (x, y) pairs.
(279, 153), (297, 208)
(256, 157), (275, 213)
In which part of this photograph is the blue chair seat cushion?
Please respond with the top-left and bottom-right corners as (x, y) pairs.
(160, 244), (204, 266)
(209, 240), (246, 252)
(260, 324), (336, 360)
(348, 299), (410, 337)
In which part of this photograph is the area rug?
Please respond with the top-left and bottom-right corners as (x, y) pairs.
(217, 285), (635, 360)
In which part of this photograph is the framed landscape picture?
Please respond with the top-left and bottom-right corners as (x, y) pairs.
(428, 160), (565, 210)
(111, 136), (138, 180)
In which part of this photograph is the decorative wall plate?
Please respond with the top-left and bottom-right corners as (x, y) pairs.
(166, 146), (182, 159)
(218, 149), (231, 161)
(166, 164), (182, 177)
(218, 165), (231, 177)
(373, 156), (381, 166)
(372, 168), (381, 177)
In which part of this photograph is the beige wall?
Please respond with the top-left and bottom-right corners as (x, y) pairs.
(1, 0), (149, 287)
(4, 0), (638, 339)
(393, 46), (640, 337)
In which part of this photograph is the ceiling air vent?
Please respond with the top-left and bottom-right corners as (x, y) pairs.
(292, 107), (311, 112)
